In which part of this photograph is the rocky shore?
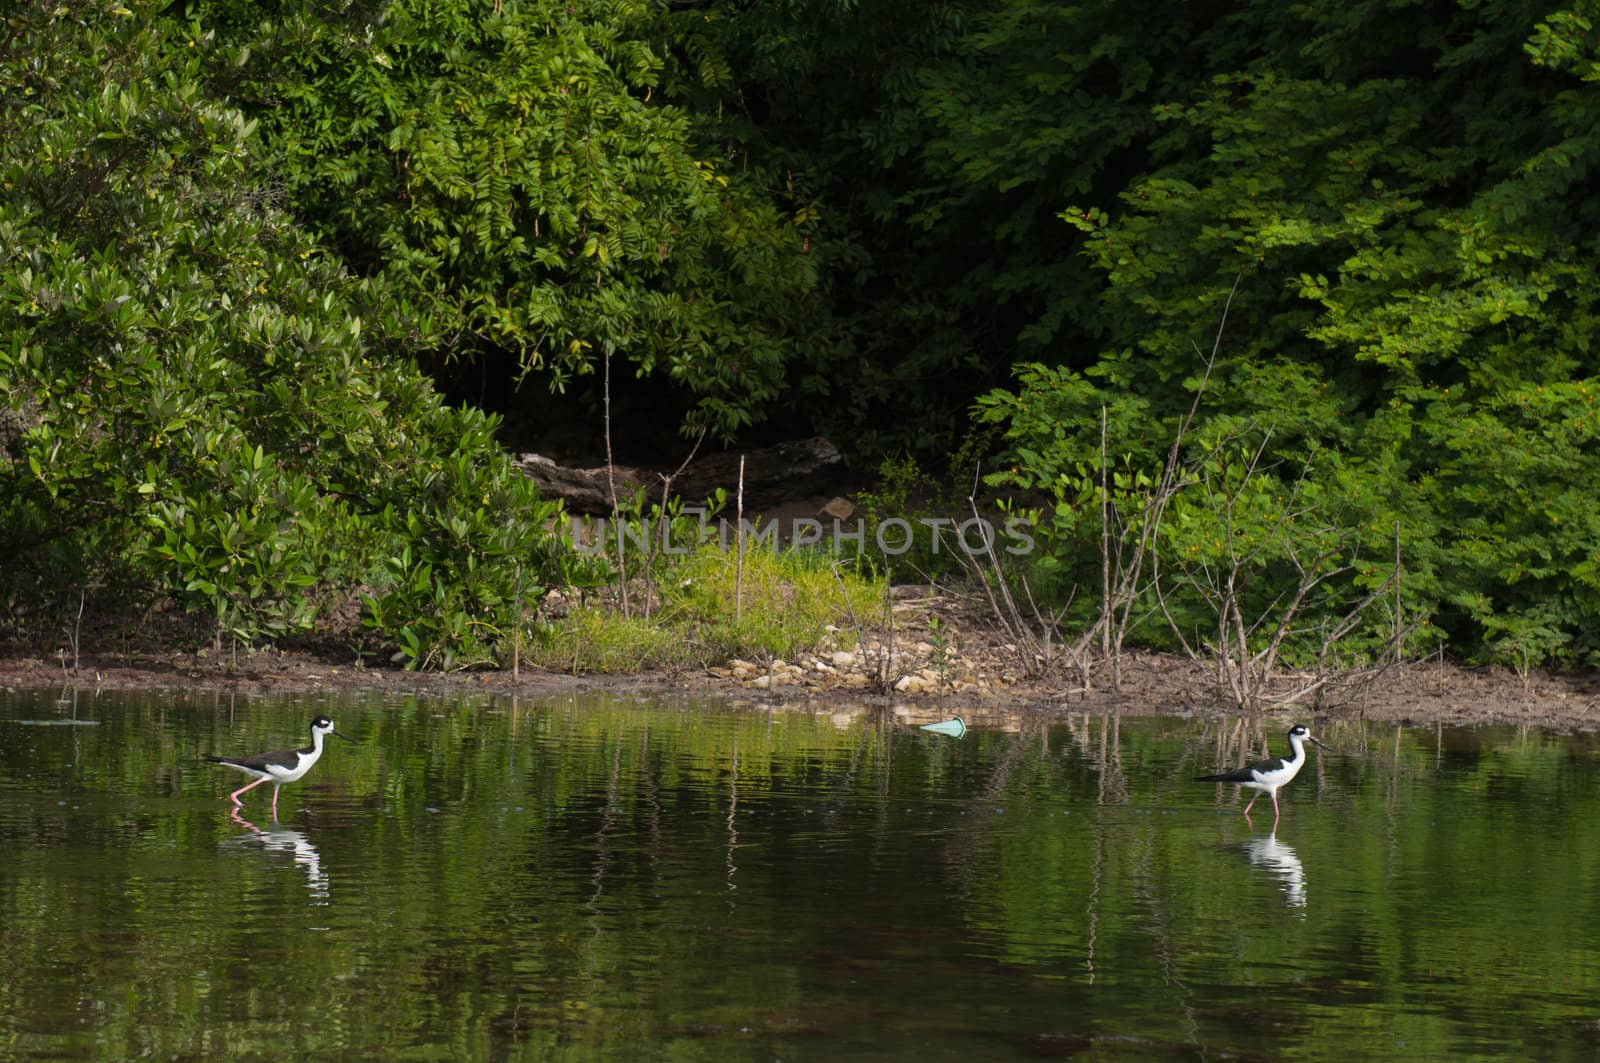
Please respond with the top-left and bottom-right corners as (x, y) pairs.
(5, 631), (1600, 731)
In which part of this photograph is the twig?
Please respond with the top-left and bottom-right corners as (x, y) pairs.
(829, 561), (897, 693)
(735, 455), (745, 625)
(640, 424), (710, 621)
(963, 487), (1058, 680)
(1100, 405), (1111, 663)
(71, 587), (84, 675)
(602, 343), (630, 617)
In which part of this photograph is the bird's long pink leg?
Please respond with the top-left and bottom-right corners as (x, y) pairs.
(270, 785), (281, 821)
(230, 777), (270, 805)
(1242, 793), (1259, 816)
(1272, 792), (1282, 821)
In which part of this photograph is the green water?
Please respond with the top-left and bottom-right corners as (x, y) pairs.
(3, 688), (1600, 1061)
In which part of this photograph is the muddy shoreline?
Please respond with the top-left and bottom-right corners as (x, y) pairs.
(4, 644), (1599, 731)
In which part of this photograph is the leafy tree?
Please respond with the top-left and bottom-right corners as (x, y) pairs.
(679, 0), (1238, 456)
(182, 0), (825, 438)
(0, 1), (566, 667)
(984, 0), (1600, 666)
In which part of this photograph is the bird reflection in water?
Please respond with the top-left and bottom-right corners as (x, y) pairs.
(228, 806), (330, 904)
(1242, 831), (1306, 910)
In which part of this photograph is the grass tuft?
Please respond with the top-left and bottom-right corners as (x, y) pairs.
(529, 546), (885, 673)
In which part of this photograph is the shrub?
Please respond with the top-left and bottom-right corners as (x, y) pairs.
(0, 5), (569, 668)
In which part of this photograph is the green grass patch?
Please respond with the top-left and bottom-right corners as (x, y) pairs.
(526, 606), (695, 675)
(529, 546), (887, 674)
(661, 546), (885, 662)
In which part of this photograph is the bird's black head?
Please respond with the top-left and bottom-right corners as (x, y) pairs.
(311, 716), (355, 742)
(1288, 724), (1329, 750)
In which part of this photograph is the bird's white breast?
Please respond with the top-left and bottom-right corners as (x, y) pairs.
(266, 750), (318, 780)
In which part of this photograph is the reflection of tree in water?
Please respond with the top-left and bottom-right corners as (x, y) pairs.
(868, 709), (894, 871)
(1059, 712), (1130, 804)
(638, 724), (664, 880)
(726, 734), (739, 901)
(1078, 712), (1202, 1052)
(930, 715), (1055, 896)
(1131, 830), (1205, 1050)
(1094, 714), (1128, 805)
(584, 731), (625, 956)
(1039, 714), (1208, 1047)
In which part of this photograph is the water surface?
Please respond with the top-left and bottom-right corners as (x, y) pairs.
(3, 688), (1600, 1060)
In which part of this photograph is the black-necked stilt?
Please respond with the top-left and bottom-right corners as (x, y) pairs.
(1196, 724), (1327, 821)
(205, 716), (352, 818)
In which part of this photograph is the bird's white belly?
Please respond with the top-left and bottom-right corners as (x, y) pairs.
(265, 756), (311, 781)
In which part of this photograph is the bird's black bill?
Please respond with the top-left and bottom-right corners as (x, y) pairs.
(330, 730), (357, 743)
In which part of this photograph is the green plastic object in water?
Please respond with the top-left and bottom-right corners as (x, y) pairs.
(920, 716), (967, 738)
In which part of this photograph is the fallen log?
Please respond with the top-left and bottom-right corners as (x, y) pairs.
(515, 437), (843, 514)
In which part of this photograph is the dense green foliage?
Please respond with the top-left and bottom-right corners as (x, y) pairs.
(185, 0), (826, 437)
(676, 0), (1230, 452)
(4, 0), (1599, 671)
(0, 3), (566, 667)
(666, 0), (1600, 667)
(685, 0), (1600, 667)
(969, 1), (1600, 667)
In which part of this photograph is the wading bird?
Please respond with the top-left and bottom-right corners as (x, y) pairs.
(1196, 724), (1327, 822)
(206, 716), (352, 819)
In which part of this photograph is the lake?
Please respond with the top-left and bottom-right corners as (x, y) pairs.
(3, 686), (1600, 1060)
